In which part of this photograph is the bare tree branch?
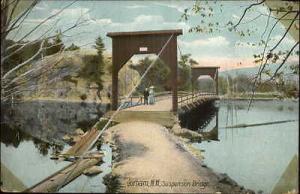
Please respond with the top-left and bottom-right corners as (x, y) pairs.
(257, 11), (293, 80)
(261, 9), (271, 39)
(6, 0), (20, 27)
(1, 0), (18, 12)
(15, 0), (77, 43)
(3, 55), (63, 94)
(270, 9), (298, 13)
(3, 15), (87, 64)
(2, 39), (45, 79)
(269, 12), (299, 53)
(247, 10), (295, 110)
(239, 13), (263, 25)
(4, 0), (76, 52)
(4, 1), (39, 37)
(257, 11), (300, 21)
(269, 41), (299, 81)
(233, 0), (266, 28)
(2, 18), (62, 63)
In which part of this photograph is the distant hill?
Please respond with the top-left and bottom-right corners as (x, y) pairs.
(220, 63), (298, 82)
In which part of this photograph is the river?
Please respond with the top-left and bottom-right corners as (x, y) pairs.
(190, 99), (299, 194)
(1, 100), (112, 192)
(1, 99), (298, 193)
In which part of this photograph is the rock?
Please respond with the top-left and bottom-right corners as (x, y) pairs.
(71, 136), (82, 143)
(50, 156), (59, 160)
(218, 173), (238, 186)
(89, 113), (98, 120)
(62, 134), (71, 142)
(83, 166), (102, 176)
(75, 128), (84, 135)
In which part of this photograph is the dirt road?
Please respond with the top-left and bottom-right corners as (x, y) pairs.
(104, 121), (251, 193)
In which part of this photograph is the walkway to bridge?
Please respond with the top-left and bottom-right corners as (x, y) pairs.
(106, 92), (219, 128)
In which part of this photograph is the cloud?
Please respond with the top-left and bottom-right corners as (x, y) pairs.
(125, 5), (147, 9)
(106, 14), (189, 32)
(134, 15), (164, 24)
(23, 18), (54, 25)
(180, 36), (230, 48)
(153, 2), (188, 13)
(91, 18), (112, 25)
(235, 41), (258, 49)
(232, 14), (240, 20)
(51, 8), (90, 18)
(193, 56), (257, 71)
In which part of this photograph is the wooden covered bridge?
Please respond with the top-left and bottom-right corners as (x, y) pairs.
(26, 29), (220, 193)
(105, 29), (219, 126)
(106, 29), (219, 113)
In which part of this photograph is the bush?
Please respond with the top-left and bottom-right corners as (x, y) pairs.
(80, 93), (87, 101)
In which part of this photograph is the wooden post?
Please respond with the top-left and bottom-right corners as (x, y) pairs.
(107, 30), (182, 112)
(215, 69), (219, 95)
(111, 39), (118, 110)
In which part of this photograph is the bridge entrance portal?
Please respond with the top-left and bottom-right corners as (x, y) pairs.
(107, 29), (183, 112)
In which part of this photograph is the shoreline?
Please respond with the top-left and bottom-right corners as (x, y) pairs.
(220, 96), (299, 101)
(4, 96), (299, 104)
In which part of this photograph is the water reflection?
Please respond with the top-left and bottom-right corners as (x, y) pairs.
(0, 123), (63, 156)
(179, 101), (218, 131)
(193, 99), (299, 194)
(178, 100), (220, 142)
(1, 100), (108, 145)
(1, 100), (111, 192)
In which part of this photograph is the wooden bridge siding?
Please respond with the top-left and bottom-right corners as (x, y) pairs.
(108, 30), (182, 112)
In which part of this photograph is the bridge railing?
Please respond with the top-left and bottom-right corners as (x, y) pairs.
(119, 91), (180, 109)
(119, 91), (215, 109)
(119, 96), (144, 109)
(178, 91), (216, 107)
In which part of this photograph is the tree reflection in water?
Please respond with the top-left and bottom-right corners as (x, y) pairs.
(1, 123), (64, 156)
(179, 100), (218, 131)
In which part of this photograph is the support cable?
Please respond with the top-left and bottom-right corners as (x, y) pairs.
(55, 34), (174, 192)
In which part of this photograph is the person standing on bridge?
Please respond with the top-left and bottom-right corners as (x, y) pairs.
(148, 86), (155, 105)
(143, 88), (149, 105)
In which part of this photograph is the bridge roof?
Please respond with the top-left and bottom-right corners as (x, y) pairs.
(107, 29), (183, 37)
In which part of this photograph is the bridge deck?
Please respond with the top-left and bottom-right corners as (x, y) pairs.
(124, 98), (172, 111)
(122, 94), (219, 112)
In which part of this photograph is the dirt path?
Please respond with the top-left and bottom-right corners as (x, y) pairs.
(104, 121), (250, 193)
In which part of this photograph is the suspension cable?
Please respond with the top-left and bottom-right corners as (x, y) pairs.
(86, 33), (174, 152)
(55, 34), (174, 191)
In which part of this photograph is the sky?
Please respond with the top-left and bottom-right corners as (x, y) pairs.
(9, 0), (299, 71)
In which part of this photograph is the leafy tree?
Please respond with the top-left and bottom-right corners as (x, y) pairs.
(130, 57), (170, 92)
(1, 0), (88, 102)
(94, 36), (105, 62)
(178, 54), (193, 91)
(79, 35), (106, 99)
(218, 76), (228, 95)
(181, 1), (299, 100)
(65, 43), (80, 51)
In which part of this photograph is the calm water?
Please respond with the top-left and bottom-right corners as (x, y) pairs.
(192, 99), (299, 194)
(1, 100), (111, 192)
(1, 99), (298, 193)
